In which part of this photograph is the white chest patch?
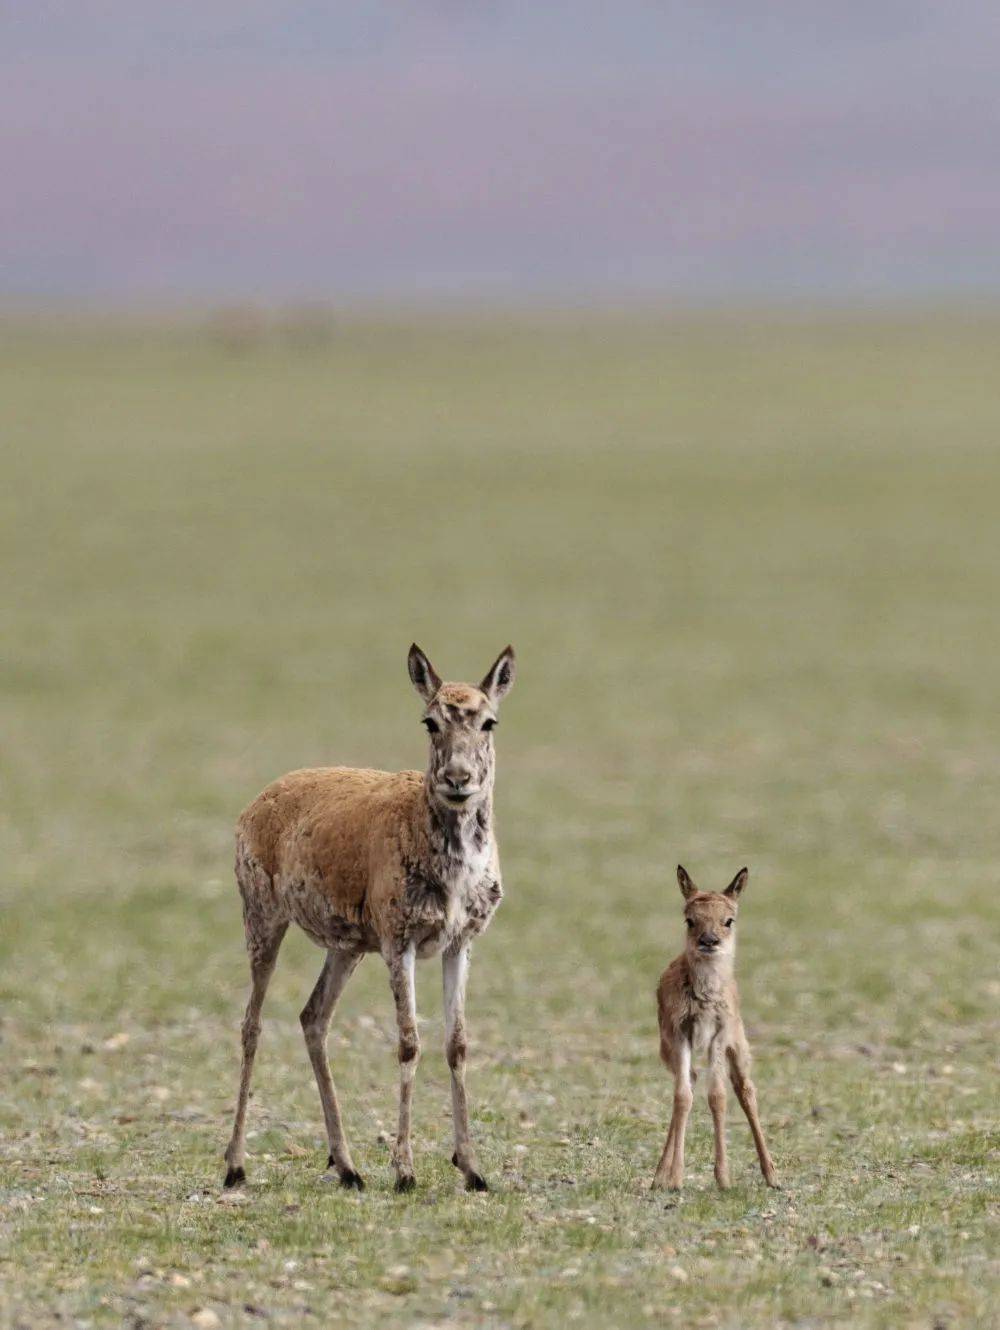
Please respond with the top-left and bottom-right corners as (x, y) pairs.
(408, 816), (501, 959)
(440, 836), (492, 934)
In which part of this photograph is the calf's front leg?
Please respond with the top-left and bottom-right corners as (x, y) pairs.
(387, 944), (420, 1192)
(651, 1040), (693, 1190)
(707, 1056), (730, 1190)
(443, 942), (488, 1191)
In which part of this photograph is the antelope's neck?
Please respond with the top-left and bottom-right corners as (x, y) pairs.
(424, 782), (494, 877)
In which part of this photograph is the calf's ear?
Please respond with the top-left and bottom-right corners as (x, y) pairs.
(724, 866), (749, 899)
(677, 864), (697, 900)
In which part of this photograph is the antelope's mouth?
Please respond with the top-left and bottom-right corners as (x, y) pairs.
(436, 786), (477, 805)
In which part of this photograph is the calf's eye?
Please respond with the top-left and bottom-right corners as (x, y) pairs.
(725, 918), (734, 928)
(686, 918), (694, 929)
(481, 718), (497, 732)
(423, 718), (440, 734)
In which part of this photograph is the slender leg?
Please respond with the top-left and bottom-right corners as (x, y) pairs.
(300, 949), (366, 1189)
(651, 1035), (678, 1189)
(727, 1040), (779, 1187)
(387, 944), (420, 1192)
(707, 1054), (729, 1189)
(652, 1040), (693, 1190)
(651, 1115), (678, 1190)
(443, 942), (487, 1191)
(223, 923), (288, 1186)
(666, 1041), (694, 1190)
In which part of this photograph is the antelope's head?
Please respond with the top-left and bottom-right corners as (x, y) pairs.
(407, 644), (516, 811)
(676, 864), (748, 964)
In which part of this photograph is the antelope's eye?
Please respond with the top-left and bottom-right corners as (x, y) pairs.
(481, 718), (497, 732)
(725, 918), (734, 928)
(422, 717), (440, 734)
(685, 918), (694, 929)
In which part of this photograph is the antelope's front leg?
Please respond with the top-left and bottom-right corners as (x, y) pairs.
(443, 942), (488, 1192)
(388, 944), (420, 1192)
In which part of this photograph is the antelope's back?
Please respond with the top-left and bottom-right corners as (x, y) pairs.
(236, 766), (424, 914)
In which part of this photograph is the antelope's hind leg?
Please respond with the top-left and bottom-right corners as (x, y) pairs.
(301, 948), (366, 1189)
(223, 920), (288, 1187)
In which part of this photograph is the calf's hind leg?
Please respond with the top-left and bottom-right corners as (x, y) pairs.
(223, 921), (288, 1187)
(651, 1116), (678, 1190)
(727, 1039), (778, 1187)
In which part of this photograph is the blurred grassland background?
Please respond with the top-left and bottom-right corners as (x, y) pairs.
(1, 311), (998, 1328)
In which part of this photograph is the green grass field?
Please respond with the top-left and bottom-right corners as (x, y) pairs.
(1, 312), (997, 1328)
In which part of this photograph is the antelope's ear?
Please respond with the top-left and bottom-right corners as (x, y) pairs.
(724, 866), (749, 899)
(408, 644), (442, 704)
(480, 645), (516, 705)
(677, 864), (697, 900)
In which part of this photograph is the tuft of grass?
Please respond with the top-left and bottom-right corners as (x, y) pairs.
(1, 312), (998, 1328)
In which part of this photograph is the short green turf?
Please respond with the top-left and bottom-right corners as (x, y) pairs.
(1, 312), (997, 1328)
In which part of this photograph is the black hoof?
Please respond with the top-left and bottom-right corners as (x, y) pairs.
(394, 1175), (417, 1194)
(223, 1166), (246, 1189)
(451, 1152), (459, 1168)
(465, 1172), (489, 1192)
(326, 1156), (365, 1191)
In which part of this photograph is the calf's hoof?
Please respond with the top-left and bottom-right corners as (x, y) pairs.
(223, 1165), (246, 1189)
(394, 1174), (417, 1194)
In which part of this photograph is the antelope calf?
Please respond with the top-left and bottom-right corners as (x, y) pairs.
(651, 865), (778, 1191)
(223, 644), (515, 1193)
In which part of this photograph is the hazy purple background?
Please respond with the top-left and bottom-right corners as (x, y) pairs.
(3, 2), (999, 304)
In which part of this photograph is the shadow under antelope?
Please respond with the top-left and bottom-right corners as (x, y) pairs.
(652, 864), (779, 1191)
(223, 644), (515, 1193)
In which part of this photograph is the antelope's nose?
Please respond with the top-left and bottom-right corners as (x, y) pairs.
(444, 762), (473, 790)
(700, 933), (720, 949)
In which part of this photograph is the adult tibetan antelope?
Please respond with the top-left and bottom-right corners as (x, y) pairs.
(651, 865), (778, 1191)
(223, 644), (516, 1193)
